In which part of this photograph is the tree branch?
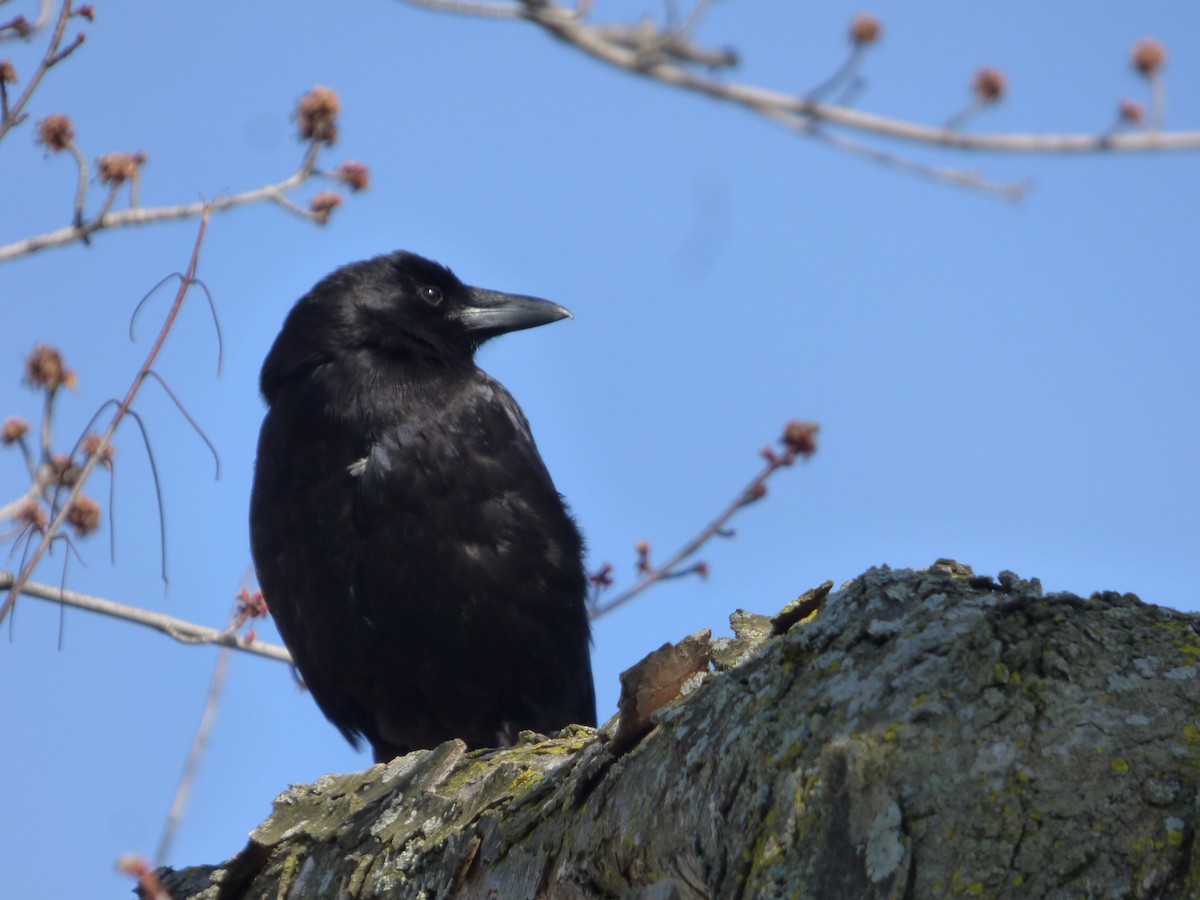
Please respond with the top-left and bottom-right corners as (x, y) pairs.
(397, 0), (1200, 197)
(0, 142), (328, 261)
(0, 571), (292, 663)
(0, 213), (214, 624)
(0, 0), (82, 144)
(590, 421), (818, 619)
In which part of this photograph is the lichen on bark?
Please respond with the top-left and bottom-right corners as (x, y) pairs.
(157, 562), (1200, 899)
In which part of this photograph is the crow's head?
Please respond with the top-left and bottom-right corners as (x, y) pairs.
(260, 251), (571, 402)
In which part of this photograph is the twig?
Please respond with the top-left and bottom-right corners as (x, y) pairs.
(66, 139), (88, 225)
(0, 143), (323, 260)
(0, 212), (212, 625)
(760, 105), (1030, 200)
(590, 421), (818, 619)
(0, 571), (292, 662)
(1148, 70), (1166, 131)
(0, 0), (82, 144)
(156, 607), (235, 865)
(0, 0), (54, 38)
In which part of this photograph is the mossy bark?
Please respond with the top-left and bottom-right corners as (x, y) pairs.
(158, 563), (1200, 899)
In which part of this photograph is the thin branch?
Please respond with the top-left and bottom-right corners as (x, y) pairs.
(120, 407), (169, 586)
(154, 591), (265, 863)
(142, 371), (221, 479)
(808, 121), (1031, 200)
(529, 3), (1200, 152)
(0, 487), (39, 524)
(805, 44), (867, 102)
(12, 432), (37, 480)
(590, 422), (818, 620)
(0, 212), (212, 625)
(0, 0), (79, 144)
(405, 0), (521, 17)
(1149, 71), (1166, 131)
(0, 0), (54, 40)
(398, 0), (1200, 194)
(0, 144), (325, 260)
(66, 139), (88, 225)
(156, 611), (234, 865)
(0, 571), (292, 662)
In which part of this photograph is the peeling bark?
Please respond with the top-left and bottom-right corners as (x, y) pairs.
(158, 562), (1200, 899)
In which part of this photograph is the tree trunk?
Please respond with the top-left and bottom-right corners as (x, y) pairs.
(157, 562), (1200, 899)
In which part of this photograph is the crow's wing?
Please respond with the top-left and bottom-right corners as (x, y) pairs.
(348, 372), (593, 754)
(252, 369), (593, 756)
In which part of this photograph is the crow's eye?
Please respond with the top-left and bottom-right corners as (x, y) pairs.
(420, 286), (443, 307)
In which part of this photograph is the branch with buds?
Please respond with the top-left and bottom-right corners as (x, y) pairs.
(0, 84), (369, 261)
(398, 2), (1199, 199)
(0, 0), (90, 142)
(589, 420), (819, 620)
(0, 215), (222, 628)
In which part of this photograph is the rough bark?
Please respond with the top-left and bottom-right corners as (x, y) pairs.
(158, 561), (1200, 899)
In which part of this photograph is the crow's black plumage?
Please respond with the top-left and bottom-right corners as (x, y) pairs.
(249, 251), (595, 762)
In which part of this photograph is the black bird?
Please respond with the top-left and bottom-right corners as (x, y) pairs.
(250, 251), (595, 762)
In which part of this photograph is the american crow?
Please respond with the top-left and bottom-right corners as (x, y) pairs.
(250, 251), (595, 762)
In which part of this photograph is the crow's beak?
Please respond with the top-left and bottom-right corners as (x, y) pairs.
(456, 287), (573, 339)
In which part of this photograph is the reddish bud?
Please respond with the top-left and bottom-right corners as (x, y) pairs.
(5, 16), (30, 39)
(296, 85), (341, 144)
(1132, 38), (1166, 76)
(36, 114), (75, 152)
(97, 151), (143, 184)
(336, 161), (370, 192)
(0, 60), (16, 84)
(972, 67), (1007, 103)
(244, 629), (257, 644)
(1116, 99), (1144, 126)
(25, 344), (74, 391)
(15, 497), (47, 532)
(588, 562), (614, 587)
(67, 494), (101, 536)
(74, 5), (96, 21)
(634, 539), (651, 573)
(82, 432), (115, 462)
(236, 588), (268, 618)
(2, 416), (29, 445)
(849, 13), (881, 46)
(695, 561), (709, 579)
(782, 420), (820, 458)
(309, 190), (343, 224)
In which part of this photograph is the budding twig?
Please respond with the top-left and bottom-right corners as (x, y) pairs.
(589, 420), (818, 619)
(398, 1), (1200, 199)
(0, 0), (82, 145)
(2, 87), (364, 261)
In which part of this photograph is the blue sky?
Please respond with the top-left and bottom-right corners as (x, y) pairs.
(2, 1), (1198, 895)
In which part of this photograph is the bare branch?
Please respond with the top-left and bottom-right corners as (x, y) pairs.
(142, 370), (221, 480)
(156, 616), (234, 864)
(0, 1), (53, 40)
(0, 571), (292, 663)
(120, 407), (169, 586)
